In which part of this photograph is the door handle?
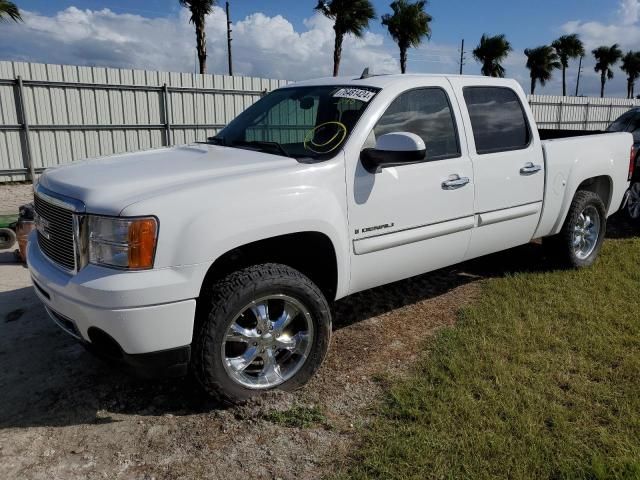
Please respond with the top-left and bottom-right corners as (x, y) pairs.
(441, 174), (470, 190)
(520, 162), (542, 175)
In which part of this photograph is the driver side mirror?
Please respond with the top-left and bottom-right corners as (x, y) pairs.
(360, 132), (426, 173)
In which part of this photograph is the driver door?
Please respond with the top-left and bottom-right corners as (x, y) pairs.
(346, 82), (475, 293)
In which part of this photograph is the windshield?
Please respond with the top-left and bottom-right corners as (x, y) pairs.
(211, 85), (380, 160)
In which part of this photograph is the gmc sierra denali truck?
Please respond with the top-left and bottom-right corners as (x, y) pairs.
(27, 74), (633, 403)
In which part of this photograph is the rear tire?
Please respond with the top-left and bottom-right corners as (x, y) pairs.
(626, 181), (640, 220)
(193, 263), (331, 405)
(545, 190), (606, 268)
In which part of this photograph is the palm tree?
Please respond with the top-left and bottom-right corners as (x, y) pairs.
(524, 45), (561, 95)
(179, 0), (215, 75)
(472, 34), (512, 77)
(0, 0), (21, 22)
(381, 0), (432, 74)
(621, 51), (640, 99)
(593, 44), (623, 98)
(551, 34), (584, 96)
(315, 0), (376, 77)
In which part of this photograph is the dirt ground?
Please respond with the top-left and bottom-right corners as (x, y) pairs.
(0, 195), (636, 479)
(0, 183), (33, 215)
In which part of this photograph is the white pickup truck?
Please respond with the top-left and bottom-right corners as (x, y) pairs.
(27, 74), (633, 403)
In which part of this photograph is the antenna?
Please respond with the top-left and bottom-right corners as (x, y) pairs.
(459, 39), (466, 75)
(360, 67), (371, 79)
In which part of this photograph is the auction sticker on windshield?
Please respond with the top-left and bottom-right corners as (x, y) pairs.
(333, 88), (376, 102)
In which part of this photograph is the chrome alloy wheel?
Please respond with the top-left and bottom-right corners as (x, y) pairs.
(572, 205), (601, 260)
(221, 295), (314, 389)
(627, 182), (640, 219)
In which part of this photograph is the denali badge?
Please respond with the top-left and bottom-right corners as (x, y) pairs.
(35, 213), (51, 240)
(356, 222), (395, 235)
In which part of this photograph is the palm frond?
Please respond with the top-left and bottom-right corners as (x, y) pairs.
(0, 0), (22, 22)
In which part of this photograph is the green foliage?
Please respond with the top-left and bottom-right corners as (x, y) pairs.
(314, 0), (376, 76)
(473, 34), (512, 78)
(621, 51), (640, 99)
(593, 44), (624, 97)
(381, 0), (432, 74)
(552, 34), (585, 68)
(525, 45), (562, 94)
(0, 0), (21, 23)
(314, 0), (376, 38)
(178, 0), (215, 25)
(263, 405), (327, 429)
(338, 238), (640, 480)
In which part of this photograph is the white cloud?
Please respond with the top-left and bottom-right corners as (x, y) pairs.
(619, 0), (640, 25)
(0, 3), (635, 98)
(0, 6), (398, 80)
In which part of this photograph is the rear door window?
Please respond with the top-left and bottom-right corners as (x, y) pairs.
(463, 87), (531, 154)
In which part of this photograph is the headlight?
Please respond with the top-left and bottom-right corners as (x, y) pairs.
(87, 216), (158, 270)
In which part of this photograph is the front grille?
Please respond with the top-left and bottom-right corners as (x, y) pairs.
(34, 194), (76, 271)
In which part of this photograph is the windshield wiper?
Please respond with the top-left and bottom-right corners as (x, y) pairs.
(231, 140), (291, 158)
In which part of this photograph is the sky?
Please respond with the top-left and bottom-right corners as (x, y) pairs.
(0, 0), (638, 97)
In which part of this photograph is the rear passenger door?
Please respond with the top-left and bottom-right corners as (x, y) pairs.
(454, 83), (545, 259)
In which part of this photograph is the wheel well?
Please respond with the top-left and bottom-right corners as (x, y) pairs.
(199, 232), (338, 302)
(577, 176), (612, 211)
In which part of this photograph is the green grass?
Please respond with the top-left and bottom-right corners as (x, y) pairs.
(263, 405), (327, 429)
(339, 239), (640, 480)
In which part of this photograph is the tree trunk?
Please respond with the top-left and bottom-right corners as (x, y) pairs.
(530, 76), (536, 95)
(562, 66), (566, 96)
(400, 45), (408, 74)
(633, 81), (636, 99)
(333, 29), (343, 77)
(628, 79), (632, 99)
(600, 72), (606, 98)
(195, 18), (207, 75)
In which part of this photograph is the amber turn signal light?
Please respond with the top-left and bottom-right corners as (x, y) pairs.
(128, 218), (158, 269)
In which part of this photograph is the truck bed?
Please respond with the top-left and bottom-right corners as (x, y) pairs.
(534, 132), (631, 239)
(538, 129), (604, 141)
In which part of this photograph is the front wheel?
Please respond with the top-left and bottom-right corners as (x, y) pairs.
(626, 181), (640, 220)
(193, 263), (332, 405)
(546, 190), (607, 268)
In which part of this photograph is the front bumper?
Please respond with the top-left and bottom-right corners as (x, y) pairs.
(27, 231), (201, 375)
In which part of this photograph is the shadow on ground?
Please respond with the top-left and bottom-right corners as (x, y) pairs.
(0, 215), (636, 430)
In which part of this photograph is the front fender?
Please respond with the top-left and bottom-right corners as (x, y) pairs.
(121, 156), (351, 299)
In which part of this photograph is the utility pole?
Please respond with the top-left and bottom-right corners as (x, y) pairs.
(459, 39), (465, 75)
(575, 54), (583, 96)
(226, 1), (233, 76)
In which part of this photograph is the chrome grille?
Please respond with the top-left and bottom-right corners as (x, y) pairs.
(34, 193), (76, 271)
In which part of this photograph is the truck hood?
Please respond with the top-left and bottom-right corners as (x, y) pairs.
(38, 144), (299, 215)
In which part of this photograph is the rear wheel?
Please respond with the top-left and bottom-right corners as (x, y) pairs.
(193, 263), (331, 404)
(546, 190), (607, 268)
(626, 181), (640, 220)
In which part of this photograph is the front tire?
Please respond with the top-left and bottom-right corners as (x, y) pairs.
(193, 263), (331, 405)
(547, 190), (607, 268)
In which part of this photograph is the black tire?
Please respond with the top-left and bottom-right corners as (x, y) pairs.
(625, 180), (640, 220)
(193, 263), (332, 405)
(545, 190), (607, 268)
(0, 228), (16, 250)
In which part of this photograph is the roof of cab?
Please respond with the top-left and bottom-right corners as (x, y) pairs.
(286, 73), (504, 89)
